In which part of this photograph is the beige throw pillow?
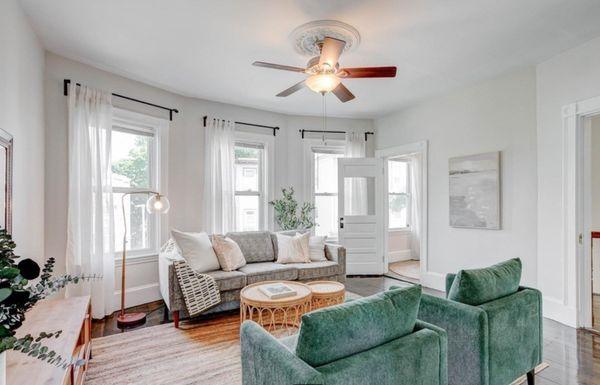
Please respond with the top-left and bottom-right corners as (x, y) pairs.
(309, 235), (328, 262)
(276, 232), (311, 264)
(212, 235), (246, 271)
(171, 230), (220, 273)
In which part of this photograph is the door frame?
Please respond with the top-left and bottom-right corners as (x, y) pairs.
(563, 96), (600, 328)
(375, 141), (430, 284)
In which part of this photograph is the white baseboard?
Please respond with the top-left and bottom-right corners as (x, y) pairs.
(543, 296), (577, 328)
(420, 271), (445, 292)
(114, 282), (162, 310)
(388, 250), (413, 263)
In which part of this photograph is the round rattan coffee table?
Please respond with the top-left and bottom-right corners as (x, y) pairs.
(307, 281), (346, 310)
(240, 281), (312, 333)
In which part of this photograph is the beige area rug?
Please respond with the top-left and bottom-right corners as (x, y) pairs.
(389, 260), (421, 283)
(86, 291), (548, 385)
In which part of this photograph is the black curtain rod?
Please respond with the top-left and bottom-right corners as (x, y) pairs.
(202, 116), (280, 136)
(299, 129), (374, 141)
(63, 79), (179, 121)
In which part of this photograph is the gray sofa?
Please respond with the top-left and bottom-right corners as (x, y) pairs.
(158, 230), (346, 327)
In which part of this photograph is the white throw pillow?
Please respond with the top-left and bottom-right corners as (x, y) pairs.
(276, 232), (311, 264)
(308, 235), (328, 262)
(211, 235), (246, 271)
(171, 230), (220, 273)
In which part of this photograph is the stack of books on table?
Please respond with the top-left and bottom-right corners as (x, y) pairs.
(258, 283), (297, 299)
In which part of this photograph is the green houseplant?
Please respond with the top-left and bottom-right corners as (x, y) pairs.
(269, 187), (316, 230)
(0, 230), (97, 380)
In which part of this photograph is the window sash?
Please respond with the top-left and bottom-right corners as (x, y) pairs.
(111, 122), (159, 257)
(234, 140), (266, 231)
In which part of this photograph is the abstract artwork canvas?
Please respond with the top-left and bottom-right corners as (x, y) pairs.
(449, 151), (500, 229)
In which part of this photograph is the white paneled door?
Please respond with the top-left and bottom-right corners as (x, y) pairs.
(338, 158), (384, 275)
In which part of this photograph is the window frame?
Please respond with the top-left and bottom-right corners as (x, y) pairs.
(303, 139), (345, 240)
(233, 131), (274, 231)
(112, 108), (168, 260)
(387, 158), (411, 231)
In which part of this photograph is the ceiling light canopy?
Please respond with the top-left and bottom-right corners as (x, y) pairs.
(305, 73), (340, 93)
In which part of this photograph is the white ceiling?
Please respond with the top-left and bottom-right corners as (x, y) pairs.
(19, 0), (600, 118)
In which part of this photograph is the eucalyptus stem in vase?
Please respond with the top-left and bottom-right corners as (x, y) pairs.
(0, 229), (99, 377)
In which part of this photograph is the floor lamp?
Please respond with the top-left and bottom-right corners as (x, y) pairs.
(117, 191), (170, 328)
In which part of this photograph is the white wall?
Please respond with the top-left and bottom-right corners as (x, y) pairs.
(375, 68), (538, 290)
(0, 0), (45, 264)
(537, 36), (600, 326)
(44, 52), (372, 308)
(387, 231), (412, 263)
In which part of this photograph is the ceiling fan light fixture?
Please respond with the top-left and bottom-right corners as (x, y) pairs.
(306, 73), (340, 93)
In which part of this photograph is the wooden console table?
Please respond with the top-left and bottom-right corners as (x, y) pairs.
(7, 296), (92, 385)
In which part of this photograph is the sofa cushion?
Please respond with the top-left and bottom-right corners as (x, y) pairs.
(204, 269), (247, 291)
(448, 258), (522, 306)
(238, 262), (298, 284)
(288, 261), (340, 280)
(295, 285), (422, 367)
(226, 231), (275, 263)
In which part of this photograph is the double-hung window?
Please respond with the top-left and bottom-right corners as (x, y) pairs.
(234, 141), (266, 231)
(311, 146), (344, 239)
(388, 159), (411, 229)
(111, 111), (161, 257)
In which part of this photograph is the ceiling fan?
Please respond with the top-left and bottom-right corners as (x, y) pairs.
(253, 36), (396, 103)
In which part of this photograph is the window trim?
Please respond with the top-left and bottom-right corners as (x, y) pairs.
(387, 158), (411, 231)
(234, 131), (274, 231)
(112, 108), (168, 260)
(303, 139), (345, 240)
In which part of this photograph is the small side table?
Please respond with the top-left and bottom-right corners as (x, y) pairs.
(307, 281), (345, 310)
(240, 281), (312, 333)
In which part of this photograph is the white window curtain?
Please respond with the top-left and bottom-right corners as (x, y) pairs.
(65, 83), (115, 319)
(203, 117), (236, 234)
(408, 153), (422, 259)
(344, 131), (368, 215)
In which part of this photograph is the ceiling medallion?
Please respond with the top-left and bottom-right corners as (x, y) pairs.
(289, 20), (361, 57)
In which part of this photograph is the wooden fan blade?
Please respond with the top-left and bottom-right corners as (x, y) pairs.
(338, 66), (397, 78)
(319, 37), (346, 68)
(276, 80), (306, 97)
(253, 61), (306, 73)
(332, 83), (355, 103)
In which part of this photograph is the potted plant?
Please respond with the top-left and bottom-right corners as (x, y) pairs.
(0, 230), (97, 384)
(269, 187), (316, 230)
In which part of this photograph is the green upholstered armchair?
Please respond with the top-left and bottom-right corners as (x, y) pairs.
(241, 285), (448, 385)
(417, 259), (542, 385)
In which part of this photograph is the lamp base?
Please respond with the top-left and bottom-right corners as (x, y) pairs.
(117, 312), (147, 328)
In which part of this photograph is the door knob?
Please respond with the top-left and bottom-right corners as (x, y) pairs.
(339, 217), (344, 229)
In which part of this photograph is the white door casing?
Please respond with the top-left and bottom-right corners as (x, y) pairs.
(338, 157), (384, 275)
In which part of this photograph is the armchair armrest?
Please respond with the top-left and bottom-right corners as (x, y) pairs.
(325, 243), (346, 275)
(241, 321), (324, 385)
(415, 320), (448, 385)
(418, 294), (489, 385)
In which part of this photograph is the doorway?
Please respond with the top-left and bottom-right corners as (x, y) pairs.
(375, 141), (427, 284)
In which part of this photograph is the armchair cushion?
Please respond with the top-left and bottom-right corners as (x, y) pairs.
(448, 258), (522, 305)
(295, 285), (421, 367)
(316, 328), (444, 385)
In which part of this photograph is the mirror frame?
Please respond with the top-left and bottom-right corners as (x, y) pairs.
(0, 129), (13, 234)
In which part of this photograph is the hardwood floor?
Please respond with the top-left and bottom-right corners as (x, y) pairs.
(92, 276), (600, 385)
